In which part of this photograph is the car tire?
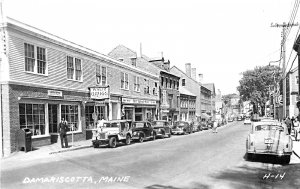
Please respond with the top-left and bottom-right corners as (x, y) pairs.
(139, 135), (144, 143)
(125, 135), (131, 145)
(93, 143), (99, 148)
(109, 137), (117, 148)
(281, 155), (291, 165)
(168, 133), (171, 138)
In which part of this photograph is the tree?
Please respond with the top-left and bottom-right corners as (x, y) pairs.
(237, 65), (281, 116)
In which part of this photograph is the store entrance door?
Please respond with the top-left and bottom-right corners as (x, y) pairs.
(48, 104), (58, 133)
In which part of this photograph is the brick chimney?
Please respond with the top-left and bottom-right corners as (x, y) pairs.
(185, 63), (191, 77)
(191, 68), (196, 80)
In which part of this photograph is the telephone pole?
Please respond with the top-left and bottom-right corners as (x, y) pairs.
(271, 22), (299, 119)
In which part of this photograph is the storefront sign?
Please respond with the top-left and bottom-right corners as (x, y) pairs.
(90, 87), (109, 100)
(122, 97), (156, 105)
(48, 90), (62, 97)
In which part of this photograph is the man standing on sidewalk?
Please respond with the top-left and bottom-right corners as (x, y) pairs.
(59, 118), (69, 148)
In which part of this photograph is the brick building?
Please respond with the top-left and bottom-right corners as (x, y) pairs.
(108, 45), (180, 123)
(0, 18), (159, 157)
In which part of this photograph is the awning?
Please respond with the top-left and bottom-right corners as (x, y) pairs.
(201, 113), (211, 119)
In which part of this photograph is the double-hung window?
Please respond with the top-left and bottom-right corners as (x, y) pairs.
(67, 56), (82, 81)
(121, 72), (129, 90)
(144, 79), (150, 94)
(96, 65), (107, 85)
(134, 76), (140, 92)
(24, 43), (47, 74)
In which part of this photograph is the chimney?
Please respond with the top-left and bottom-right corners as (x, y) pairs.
(185, 63), (191, 77)
(191, 68), (196, 80)
(198, 74), (203, 83)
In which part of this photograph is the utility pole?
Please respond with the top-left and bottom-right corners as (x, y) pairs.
(271, 22), (299, 119)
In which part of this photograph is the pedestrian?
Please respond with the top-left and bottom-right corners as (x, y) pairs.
(294, 118), (300, 141)
(212, 119), (218, 133)
(285, 117), (292, 135)
(97, 116), (105, 128)
(59, 118), (69, 148)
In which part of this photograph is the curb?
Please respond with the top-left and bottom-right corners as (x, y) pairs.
(49, 145), (93, 155)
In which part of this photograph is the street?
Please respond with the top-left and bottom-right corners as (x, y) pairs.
(1, 121), (300, 189)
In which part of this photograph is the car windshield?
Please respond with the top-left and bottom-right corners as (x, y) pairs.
(133, 122), (145, 128)
(255, 125), (284, 131)
(174, 122), (187, 127)
(153, 122), (166, 127)
(102, 123), (119, 128)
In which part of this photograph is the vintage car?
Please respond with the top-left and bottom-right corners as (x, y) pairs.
(152, 120), (172, 138)
(237, 116), (242, 121)
(92, 120), (132, 148)
(201, 121), (209, 130)
(246, 121), (293, 164)
(132, 121), (156, 142)
(172, 121), (192, 135)
(192, 121), (202, 132)
(244, 117), (251, 125)
(228, 117), (234, 122)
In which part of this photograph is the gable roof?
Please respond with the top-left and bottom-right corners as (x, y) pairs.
(170, 66), (200, 86)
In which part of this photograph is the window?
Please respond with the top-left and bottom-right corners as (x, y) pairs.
(144, 79), (150, 94)
(170, 79), (172, 88)
(296, 76), (299, 84)
(165, 78), (168, 88)
(67, 56), (82, 81)
(19, 103), (45, 136)
(37, 47), (46, 74)
(121, 72), (129, 90)
(134, 76), (140, 92)
(85, 106), (105, 129)
(131, 58), (137, 66)
(168, 94), (173, 107)
(161, 77), (164, 87)
(61, 105), (79, 132)
(96, 65), (107, 85)
(182, 79), (186, 86)
(177, 81), (179, 90)
(24, 43), (47, 74)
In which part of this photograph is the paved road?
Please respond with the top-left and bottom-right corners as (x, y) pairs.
(1, 121), (300, 189)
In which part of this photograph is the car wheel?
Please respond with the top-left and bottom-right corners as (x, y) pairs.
(139, 135), (144, 143)
(125, 135), (131, 145)
(93, 143), (99, 148)
(168, 133), (171, 138)
(281, 155), (291, 165)
(109, 137), (117, 148)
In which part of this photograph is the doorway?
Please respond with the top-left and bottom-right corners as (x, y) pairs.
(48, 104), (58, 133)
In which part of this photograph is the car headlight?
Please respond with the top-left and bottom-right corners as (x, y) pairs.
(133, 132), (137, 135)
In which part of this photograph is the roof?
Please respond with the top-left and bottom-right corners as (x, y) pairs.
(179, 87), (196, 96)
(170, 66), (200, 86)
(203, 83), (215, 94)
(3, 17), (158, 80)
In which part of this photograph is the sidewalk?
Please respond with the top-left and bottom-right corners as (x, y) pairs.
(292, 136), (300, 159)
(1, 139), (93, 163)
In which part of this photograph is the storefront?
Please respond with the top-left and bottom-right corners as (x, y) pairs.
(121, 97), (158, 121)
(10, 84), (88, 147)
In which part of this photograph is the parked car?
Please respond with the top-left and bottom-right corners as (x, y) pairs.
(201, 121), (209, 130)
(152, 120), (172, 138)
(172, 121), (192, 135)
(246, 121), (293, 164)
(244, 117), (251, 125)
(207, 120), (213, 129)
(237, 116), (242, 121)
(132, 121), (156, 142)
(228, 117), (234, 122)
(92, 120), (132, 148)
(192, 121), (202, 132)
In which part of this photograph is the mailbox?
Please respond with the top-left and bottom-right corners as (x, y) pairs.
(16, 128), (32, 152)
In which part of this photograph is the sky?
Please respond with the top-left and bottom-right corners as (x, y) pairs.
(2, 0), (300, 95)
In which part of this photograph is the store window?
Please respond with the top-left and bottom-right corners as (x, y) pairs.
(19, 103), (45, 136)
(85, 106), (105, 129)
(24, 43), (47, 75)
(61, 105), (79, 132)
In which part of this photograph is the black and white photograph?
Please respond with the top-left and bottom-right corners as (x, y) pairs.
(0, 0), (300, 188)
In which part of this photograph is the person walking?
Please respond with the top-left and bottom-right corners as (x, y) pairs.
(59, 118), (69, 148)
(285, 117), (292, 135)
(212, 119), (218, 133)
(294, 118), (300, 141)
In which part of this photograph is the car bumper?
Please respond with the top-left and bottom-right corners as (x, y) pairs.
(247, 149), (292, 156)
(172, 130), (184, 134)
(92, 139), (109, 146)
